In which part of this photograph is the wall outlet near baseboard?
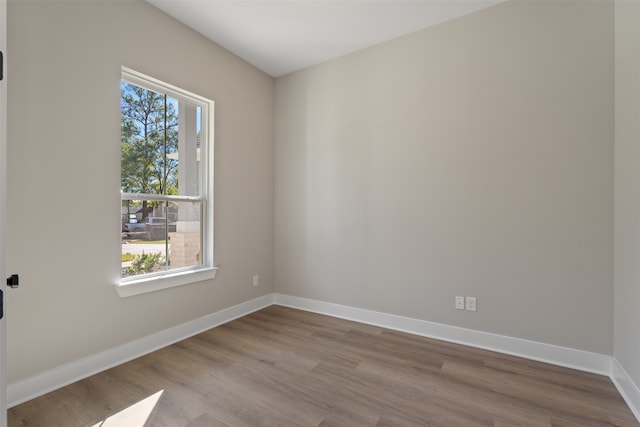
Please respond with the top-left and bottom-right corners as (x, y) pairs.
(252, 275), (260, 287)
(455, 296), (465, 310)
(466, 296), (477, 312)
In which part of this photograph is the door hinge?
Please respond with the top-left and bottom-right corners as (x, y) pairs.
(0, 289), (3, 320)
(0, 50), (3, 81)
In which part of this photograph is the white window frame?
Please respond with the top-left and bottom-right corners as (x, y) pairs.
(116, 67), (216, 297)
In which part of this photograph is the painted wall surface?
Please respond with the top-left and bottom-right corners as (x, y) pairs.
(6, 0), (274, 382)
(275, 0), (614, 353)
(614, 0), (640, 389)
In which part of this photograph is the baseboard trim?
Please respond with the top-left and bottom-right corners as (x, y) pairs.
(612, 358), (640, 422)
(7, 294), (274, 408)
(273, 293), (612, 376)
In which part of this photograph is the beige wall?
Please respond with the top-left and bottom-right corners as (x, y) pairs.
(6, 0), (274, 382)
(614, 0), (640, 387)
(275, 0), (614, 353)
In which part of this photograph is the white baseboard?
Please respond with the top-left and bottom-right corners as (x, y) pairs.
(612, 358), (640, 422)
(7, 294), (274, 408)
(273, 293), (612, 376)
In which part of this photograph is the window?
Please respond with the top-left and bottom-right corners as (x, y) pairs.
(118, 67), (215, 296)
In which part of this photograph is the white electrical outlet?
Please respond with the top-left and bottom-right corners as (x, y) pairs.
(465, 296), (477, 312)
(455, 296), (465, 310)
(252, 275), (259, 287)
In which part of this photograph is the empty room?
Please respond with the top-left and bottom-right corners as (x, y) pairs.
(1, 0), (639, 425)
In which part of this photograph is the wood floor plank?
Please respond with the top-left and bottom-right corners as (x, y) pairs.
(186, 412), (231, 427)
(8, 305), (639, 427)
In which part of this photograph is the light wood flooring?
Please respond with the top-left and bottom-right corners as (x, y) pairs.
(8, 305), (639, 427)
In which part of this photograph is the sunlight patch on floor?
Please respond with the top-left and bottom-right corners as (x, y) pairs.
(92, 390), (164, 427)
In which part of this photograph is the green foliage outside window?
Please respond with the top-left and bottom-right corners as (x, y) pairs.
(125, 251), (165, 276)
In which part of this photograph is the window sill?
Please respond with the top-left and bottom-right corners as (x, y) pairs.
(116, 267), (218, 298)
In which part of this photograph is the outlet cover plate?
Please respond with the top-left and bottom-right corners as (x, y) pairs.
(466, 296), (477, 312)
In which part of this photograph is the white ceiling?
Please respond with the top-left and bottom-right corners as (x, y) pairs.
(147, 0), (505, 78)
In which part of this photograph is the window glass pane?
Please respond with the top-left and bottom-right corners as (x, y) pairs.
(120, 82), (179, 196)
(121, 199), (202, 278)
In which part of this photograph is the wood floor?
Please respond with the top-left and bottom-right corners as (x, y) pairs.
(8, 305), (638, 427)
